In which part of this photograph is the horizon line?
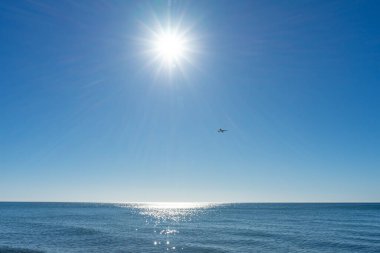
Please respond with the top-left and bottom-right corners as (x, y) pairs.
(0, 201), (379, 204)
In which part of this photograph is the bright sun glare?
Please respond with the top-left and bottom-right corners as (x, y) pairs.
(142, 15), (196, 74)
(153, 31), (188, 67)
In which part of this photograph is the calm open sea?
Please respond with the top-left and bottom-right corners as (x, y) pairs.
(0, 203), (379, 252)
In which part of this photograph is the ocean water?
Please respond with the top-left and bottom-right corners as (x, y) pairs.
(0, 203), (379, 253)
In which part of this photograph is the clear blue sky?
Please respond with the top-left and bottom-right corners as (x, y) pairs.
(1, 0), (379, 202)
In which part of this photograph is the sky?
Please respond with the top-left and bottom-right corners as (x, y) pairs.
(1, 0), (379, 202)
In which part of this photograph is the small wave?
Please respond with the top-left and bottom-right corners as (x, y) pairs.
(180, 244), (230, 253)
(61, 226), (101, 236)
(160, 229), (178, 235)
(0, 247), (45, 253)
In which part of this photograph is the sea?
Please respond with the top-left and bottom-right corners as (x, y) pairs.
(0, 202), (379, 253)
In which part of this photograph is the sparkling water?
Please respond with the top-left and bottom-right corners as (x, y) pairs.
(0, 203), (379, 252)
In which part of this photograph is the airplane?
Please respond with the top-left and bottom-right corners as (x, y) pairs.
(218, 128), (228, 133)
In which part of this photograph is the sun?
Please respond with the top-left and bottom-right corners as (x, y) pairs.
(155, 32), (185, 65)
(140, 17), (196, 75)
(153, 30), (188, 67)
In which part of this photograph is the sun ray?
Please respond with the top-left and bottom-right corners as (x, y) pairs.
(129, 2), (206, 85)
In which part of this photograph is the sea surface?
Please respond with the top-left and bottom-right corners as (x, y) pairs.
(0, 203), (379, 253)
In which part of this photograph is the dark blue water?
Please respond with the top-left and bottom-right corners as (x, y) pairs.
(0, 203), (379, 253)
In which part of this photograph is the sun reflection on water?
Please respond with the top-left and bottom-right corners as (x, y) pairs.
(117, 202), (220, 251)
(126, 202), (217, 222)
